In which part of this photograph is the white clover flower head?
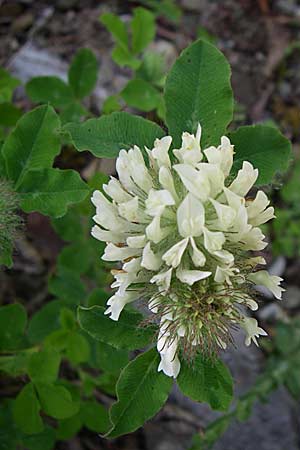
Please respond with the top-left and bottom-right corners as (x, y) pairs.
(91, 123), (283, 379)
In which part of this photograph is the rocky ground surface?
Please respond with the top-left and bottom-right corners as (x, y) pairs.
(1, 0), (300, 449)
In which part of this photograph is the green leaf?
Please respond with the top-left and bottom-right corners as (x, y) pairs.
(58, 241), (91, 274)
(13, 383), (44, 435)
(36, 383), (80, 420)
(0, 303), (27, 351)
(51, 208), (84, 242)
(136, 50), (166, 87)
(0, 68), (20, 102)
(56, 414), (82, 440)
(107, 349), (172, 438)
(28, 300), (62, 345)
(280, 158), (300, 204)
(28, 348), (61, 384)
(112, 45), (140, 70)
(68, 48), (98, 99)
(81, 400), (111, 433)
(229, 125), (291, 185)
(60, 102), (88, 125)
(18, 168), (89, 218)
(165, 39), (233, 148)
(65, 111), (165, 157)
(0, 352), (29, 377)
(131, 7), (156, 55)
(22, 426), (56, 450)
(102, 95), (122, 114)
(59, 307), (76, 331)
(26, 76), (74, 108)
(66, 332), (90, 364)
(92, 341), (129, 374)
(177, 354), (233, 411)
(100, 13), (129, 49)
(0, 103), (22, 127)
(48, 267), (86, 305)
(2, 105), (61, 188)
(121, 79), (161, 112)
(78, 305), (155, 350)
(0, 241), (13, 268)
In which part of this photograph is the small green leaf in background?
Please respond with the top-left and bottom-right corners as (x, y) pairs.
(102, 94), (122, 114)
(66, 332), (90, 364)
(60, 102), (88, 125)
(60, 307), (76, 331)
(18, 168), (89, 218)
(0, 303), (27, 350)
(28, 348), (61, 384)
(13, 383), (44, 435)
(0, 102), (22, 127)
(26, 76), (74, 108)
(100, 13), (129, 50)
(36, 383), (80, 420)
(0, 351), (29, 377)
(131, 7), (156, 55)
(49, 266), (86, 305)
(2, 105), (61, 188)
(280, 158), (300, 204)
(177, 353), (233, 411)
(81, 400), (111, 433)
(0, 67), (20, 102)
(65, 111), (165, 158)
(51, 208), (84, 242)
(121, 79), (161, 112)
(136, 51), (166, 87)
(107, 349), (173, 438)
(68, 48), (98, 99)
(165, 39), (233, 148)
(28, 300), (62, 345)
(92, 341), (129, 374)
(78, 305), (156, 350)
(58, 241), (91, 274)
(56, 414), (82, 440)
(22, 425), (56, 450)
(229, 125), (292, 185)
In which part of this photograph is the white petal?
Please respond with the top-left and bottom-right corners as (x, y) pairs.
(176, 266), (211, 285)
(141, 242), (162, 270)
(146, 215), (171, 244)
(229, 161), (258, 196)
(91, 225), (125, 244)
(103, 177), (132, 203)
(104, 291), (137, 321)
(197, 163), (225, 198)
(126, 235), (147, 248)
(203, 227), (225, 253)
(214, 265), (238, 285)
(150, 268), (172, 292)
(190, 237), (206, 266)
(128, 146), (153, 193)
(248, 270), (284, 300)
(116, 150), (136, 192)
(223, 187), (245, 211)
(118, 196), (139, 222)
(159, 167), (179, 203)
(246, 190), (270, 218)
(152, 136), (172, 168)
(210, 198), (236, 230)
(204, 136), (234, 177)
(173, 164), (210, 202)
(213, 249), (234, 265)
(145, 189), (175, 217)
(173, 125), (203, 166)
(249, 206), (275, 226)
(241, 227), (267, 251)
(162, 238), (189, 268)
(240, 317), (267, 347)
(177, 193), (205, 238)
(102, 243), (140, 262)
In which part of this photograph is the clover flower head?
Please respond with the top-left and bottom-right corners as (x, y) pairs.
(91, 123), (284, 378)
